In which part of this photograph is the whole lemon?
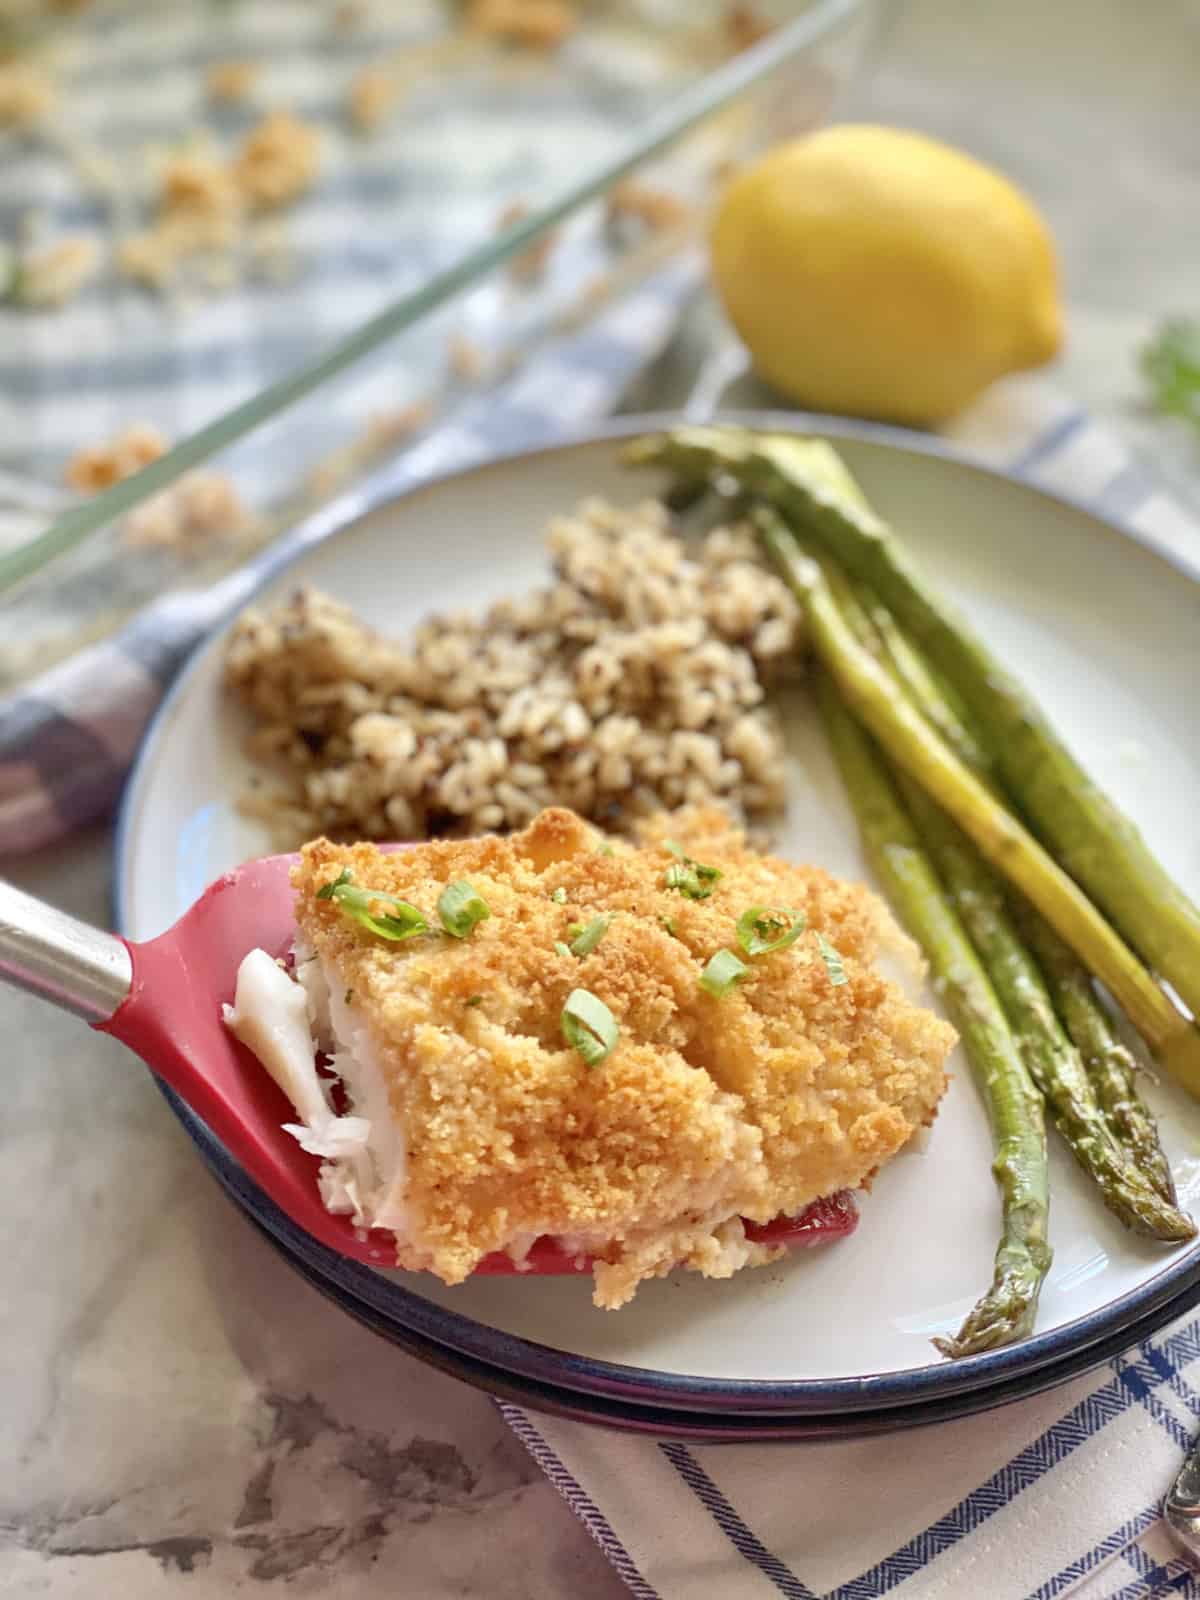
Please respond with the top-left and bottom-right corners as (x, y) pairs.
(710, 125), (1063, 426)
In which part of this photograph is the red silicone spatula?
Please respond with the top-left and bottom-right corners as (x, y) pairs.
(0, 858), (857, 1271)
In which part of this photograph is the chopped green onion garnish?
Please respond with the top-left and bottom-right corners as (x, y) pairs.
(551, 887), (567, 904)
(663, 841), (718, 879)
(596, 843), (614, 857)
(437, 880), (491, 939)
(316, 868), (429, 941)
(561, 987), (618, 1067)
(817, 932), (848, 986)
(660, 915), (678, 937)
(554, 941), (572, 959)
(663, 841), (722, 899)
(465, 994), (483, 1007)
(665, 861), (719, 900)
(736, 906), (807, 958)
(698, 948), (749, 998)
(569, 916), (610, 958)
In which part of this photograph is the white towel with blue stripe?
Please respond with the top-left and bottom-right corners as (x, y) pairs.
(493, 377), (1200, 1600)
(501, 1313), (1200, 1600)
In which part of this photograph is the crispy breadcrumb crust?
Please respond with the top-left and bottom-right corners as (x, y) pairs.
(291, 808), (954, 1306)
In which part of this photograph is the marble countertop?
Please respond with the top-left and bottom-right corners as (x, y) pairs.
(3, 826), (629, 1599)
(3, 2), (1198, 1593)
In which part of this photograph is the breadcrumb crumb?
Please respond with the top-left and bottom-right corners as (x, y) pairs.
(65, 423), (167, 492)
(495, 199), (558, 282)
(366, 402), (433, 449)
(122, 469), (253, 551)
(234, 110), (321, 210)
(160, 151), (242, 248)
(206, 60), (259, 104)
(447, 331), (485, 382)
(606, 179), (692, 234)
(724, 2), (774, 53)
(116, 229), (177, 291)
(63, 423), (251, 550)
(118, 150), (242, 292)
(347, 65), (402, 133)
(464, 0), (577, 50)
(0, 61), (55, 130)
(10, 235), (100, 308)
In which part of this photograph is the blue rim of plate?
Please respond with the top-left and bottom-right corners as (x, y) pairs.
(114, 409), (1200, 1419)
(238, 1190), (1200, 1441)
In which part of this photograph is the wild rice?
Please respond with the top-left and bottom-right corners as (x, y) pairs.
(224, 496), (802, 845)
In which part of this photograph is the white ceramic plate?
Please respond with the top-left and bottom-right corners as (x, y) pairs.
(117, 417), (1200, 1414)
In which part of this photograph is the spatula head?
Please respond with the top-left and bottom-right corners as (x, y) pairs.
(98, 852), (405, 1265)
(99, 852), (856, 1272)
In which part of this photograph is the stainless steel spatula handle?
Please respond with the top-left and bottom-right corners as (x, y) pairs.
(0, 877), (131, 1022)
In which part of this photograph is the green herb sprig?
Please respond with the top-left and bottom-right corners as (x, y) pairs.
(316, 868), (428, 941)
(816, 932), (848, 986)
(562, 987), (618, 1066)
(568, 916), (609, 957)
(736, 905), (806, 957)
(1141, 318), (1200, 430)
(437, 881), (491, 939)
(698, 948), (749, 997)
(663, 839), (722, 900)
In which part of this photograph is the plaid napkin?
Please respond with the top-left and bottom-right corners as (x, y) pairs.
(492, 375), (1200, 1600)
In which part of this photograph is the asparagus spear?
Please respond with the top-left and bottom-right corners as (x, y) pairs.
(1019, 908), (1178, 1205)
(858, 599), (993, 780)
(874, 603), (1179, 1206)
(831, 555), (1179, 1207)
(816, 667), (1052, 1357)
(881, 634), (1177, 1211)
(627, 427), (1200, 1022)
(758, 512), (1200, 1099)
(896, 776), (1192, 1239)
(810, 542), (1190, 1236)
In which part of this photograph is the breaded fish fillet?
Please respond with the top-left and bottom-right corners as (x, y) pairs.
(229, 808), (954, 1306)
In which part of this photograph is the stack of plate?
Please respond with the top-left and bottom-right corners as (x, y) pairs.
(115, 418), (1200, 1440)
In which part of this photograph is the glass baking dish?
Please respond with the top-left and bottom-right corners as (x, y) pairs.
(0, 0), (878, 688)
